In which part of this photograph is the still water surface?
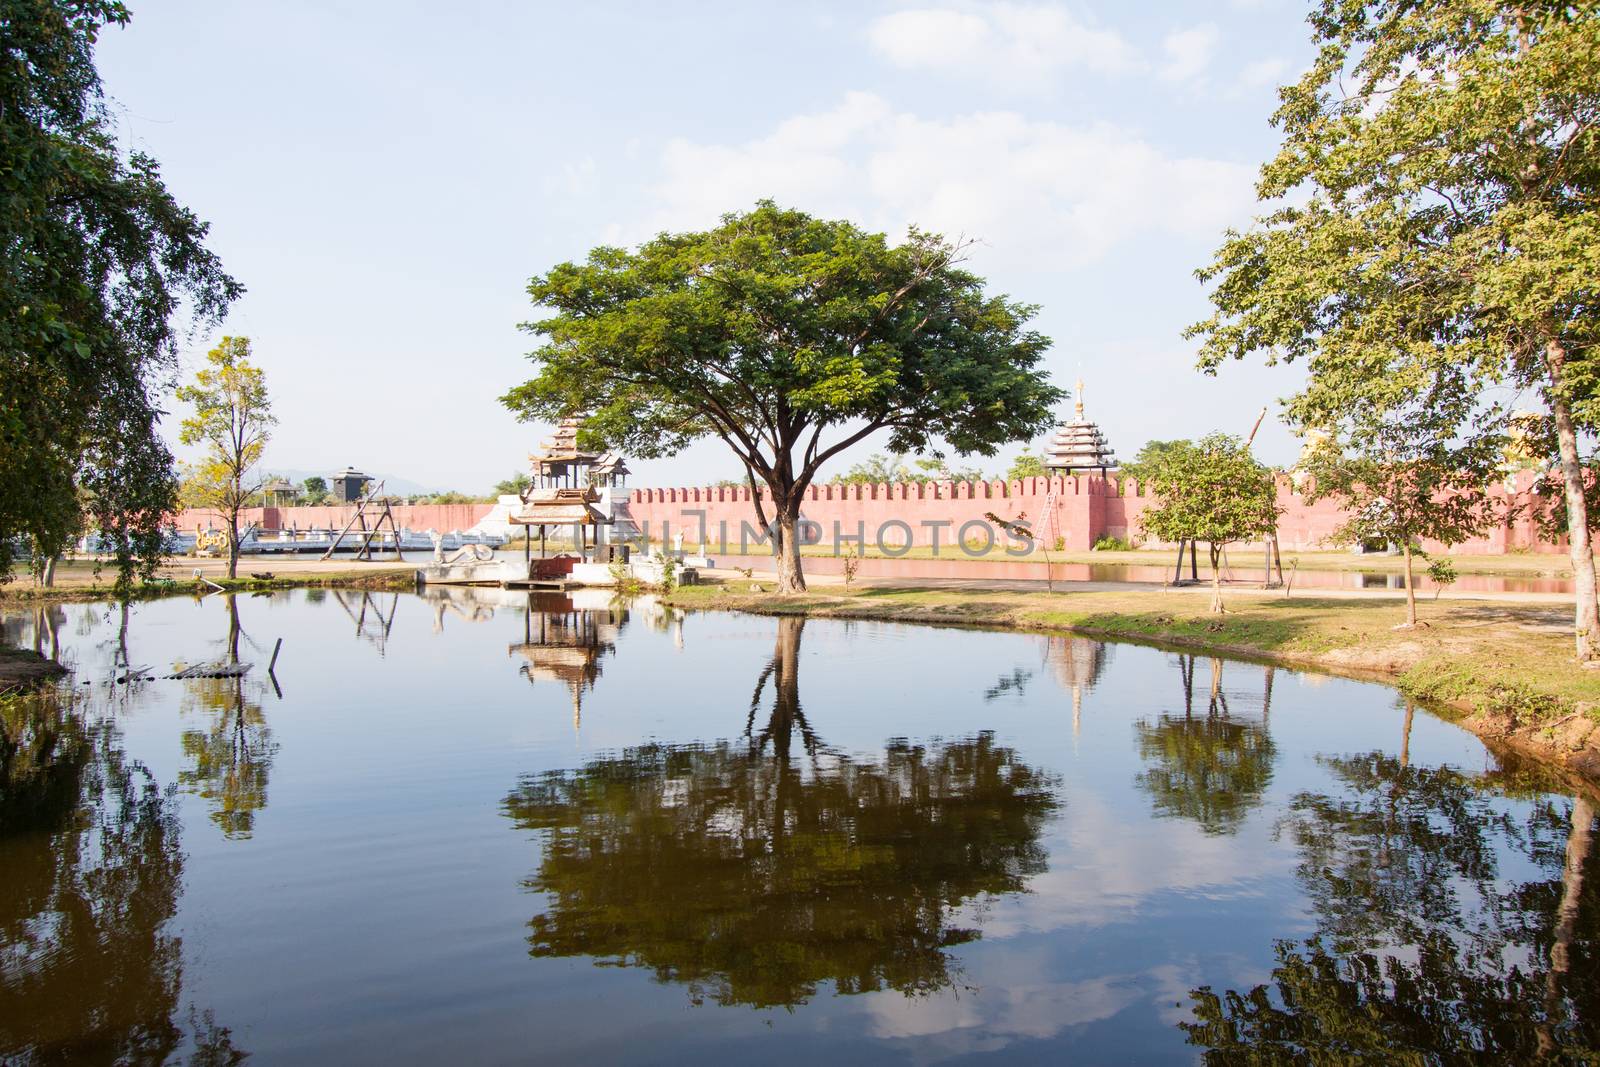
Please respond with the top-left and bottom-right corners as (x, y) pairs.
(2, 588), (1596, 1063)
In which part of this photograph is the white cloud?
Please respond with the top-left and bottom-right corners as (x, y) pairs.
(1159, 23), (1221, 83)
(867, 4), (1144, 89)
(639, 93), (1256, 272)
(1234, 56), (1291, 94)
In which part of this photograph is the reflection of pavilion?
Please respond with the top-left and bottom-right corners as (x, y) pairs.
(508, 593), (627, 731)
(1046, 636), (1109, 742)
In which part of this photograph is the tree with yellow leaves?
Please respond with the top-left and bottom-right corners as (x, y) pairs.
(177, 337), (275, 578)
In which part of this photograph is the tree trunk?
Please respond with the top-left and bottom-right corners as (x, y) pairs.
(1400, 701), (1414, 769)
(775, 502), (806, 594)
(1401, 543), (1417, 627)
(754, 617), (808, 757)
(226, 595), (241, 663)
(226, 515), (240, 580)
(1208, 543), (1224, 613)
(1542, 794), (1594, 1053)
(1545, 338), (1600, 661)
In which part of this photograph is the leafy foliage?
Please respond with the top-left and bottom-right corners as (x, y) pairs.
(1006, 452), (1047, 481)
(1297, 390), (1503, 622)
(829, 451), (990, 486)
(301, 476), (329, 505)
(502, 202), (1061, 590)
(492, 472), (531, 498)
(1138, 434), (1281, 610)
(1119, 439), (1193, 484)
(1187, 0), (1600, 652)
(0, 1), (241, 588)
(176, 337), (274, 578)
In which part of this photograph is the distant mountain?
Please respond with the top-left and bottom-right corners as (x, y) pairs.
(262, 468), (447, 498)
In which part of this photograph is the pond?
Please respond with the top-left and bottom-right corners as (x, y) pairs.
(2, 588), (1595, 1064)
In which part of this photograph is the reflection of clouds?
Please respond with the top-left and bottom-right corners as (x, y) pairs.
(837, 788), (1304, 1061)
(868, 974), (1139, 1040)
(850, 955), (1285, 1062)
(965, 791), (1298, 938)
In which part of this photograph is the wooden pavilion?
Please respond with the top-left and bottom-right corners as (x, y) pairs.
(510, 416), (627, 579)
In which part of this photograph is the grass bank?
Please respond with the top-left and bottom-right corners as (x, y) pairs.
(1, 562), (418, 605)
(641, 540), (1581, 577)
(665, 579), (1600, 788)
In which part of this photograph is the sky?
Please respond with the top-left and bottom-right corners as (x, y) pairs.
(96, 0), (1320, 492)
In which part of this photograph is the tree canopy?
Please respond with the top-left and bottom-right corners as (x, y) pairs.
(1298, 396), (1503, 625)
(1120, 439), (1192, 484)
(502, 202), (1061, 591)
(1188, 0), (1600, 656)
(176, 337), (274, 579)
(1138, 434), (1281, 612)
(0, 1), (241, 587)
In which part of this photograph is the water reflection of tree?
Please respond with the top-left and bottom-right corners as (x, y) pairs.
(1134, 657), (1277, 835)
(0, 694), (247, 1064)
(502, 617), (1060, 1009)
(178, 595), (277, 840)
(1183, 750), (1600, 1062)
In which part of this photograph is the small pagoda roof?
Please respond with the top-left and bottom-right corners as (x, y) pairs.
(261, 477), (297, 493)
(530, 416), (602, 469)
(511, 486), (610, 526)
(1044, 380), (1117, 472)
(591, 451), (630, 477)
(332, 466), (371, 480)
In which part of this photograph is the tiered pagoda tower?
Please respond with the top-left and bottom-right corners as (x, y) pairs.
(512, 416), (629, 560)
(1044, 380), (1117, 476)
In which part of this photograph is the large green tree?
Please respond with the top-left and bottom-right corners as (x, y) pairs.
(502, 202), (1062, 592)
(1189, 1), (1600, 657)
(1138, 434), (1282, 612)
(0, 1), (241, 588)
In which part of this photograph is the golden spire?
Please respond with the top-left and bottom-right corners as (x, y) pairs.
(1074, 378), (1085, 420)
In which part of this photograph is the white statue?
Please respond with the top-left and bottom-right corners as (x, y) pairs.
(430, 530), (444, 563)
(673, 530), (685, 557)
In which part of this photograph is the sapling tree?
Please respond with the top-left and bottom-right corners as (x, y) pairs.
(1139, 434), (1281, 613)
(1296, 373), (1503, 628)
(1188, 1), (1600, 659)
(502, 202), (1062, 593)
(1302, 445), (1499, 628)
(177, 337), (275, 579)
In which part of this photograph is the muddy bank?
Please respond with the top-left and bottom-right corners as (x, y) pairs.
(0, 647), (67, 690)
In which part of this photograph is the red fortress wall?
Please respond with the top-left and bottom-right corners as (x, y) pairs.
(171, 503), (496, 535)
(164, 471), (1556, 557)
(623, 471), (1557, 556)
